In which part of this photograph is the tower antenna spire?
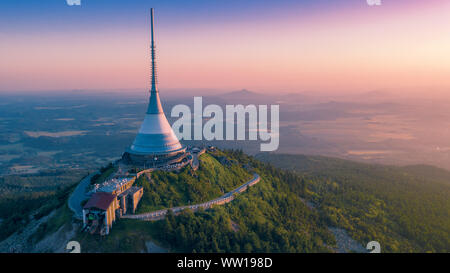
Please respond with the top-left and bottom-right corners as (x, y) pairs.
(150, 8), (157, 93)
(147, 8), (163, 114)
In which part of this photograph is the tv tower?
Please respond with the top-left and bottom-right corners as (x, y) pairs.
(123, 8), (186, 166)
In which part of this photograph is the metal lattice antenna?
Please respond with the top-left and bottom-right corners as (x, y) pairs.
(150, 8), (158, 93)
(147, 8), (163, 114)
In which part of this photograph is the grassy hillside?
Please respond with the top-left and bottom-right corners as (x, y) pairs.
(77, 150), (335, 253)
(151, 151), (335, 253)
(256, 153), (450, 253)
(15, 150), (448, 253)
(135, 152), (252, 212)
(71, 218), (158, 253)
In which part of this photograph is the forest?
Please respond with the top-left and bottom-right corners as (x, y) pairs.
(2, 149), (448, 253)
(256, 153), (450, 252)
(0, 170), (86, 241)
(143, 150), (449, 253)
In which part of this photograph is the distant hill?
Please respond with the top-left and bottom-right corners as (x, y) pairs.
(256, 153), (450, 252)
(218, 89), (310, 104)
(214, 89), (275, 104)
(221, 89), (259, 98)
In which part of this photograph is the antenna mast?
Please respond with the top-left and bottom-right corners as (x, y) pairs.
(146, 8), (163, 114)
(150, 8), (158, 93)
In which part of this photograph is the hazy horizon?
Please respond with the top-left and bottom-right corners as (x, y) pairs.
(2, 89), (450, 173)
(1, 87), (449, 102)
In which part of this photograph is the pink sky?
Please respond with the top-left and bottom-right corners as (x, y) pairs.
(0, 0), (449, 95)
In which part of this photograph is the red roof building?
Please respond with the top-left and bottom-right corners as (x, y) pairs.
(82, 192), (119, 235)
(83, 192), (116, 211)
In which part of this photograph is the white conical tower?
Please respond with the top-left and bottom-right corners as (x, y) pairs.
(125, 9), (185, 165)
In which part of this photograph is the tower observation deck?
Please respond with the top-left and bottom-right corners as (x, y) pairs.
(122, 8), (186, 167)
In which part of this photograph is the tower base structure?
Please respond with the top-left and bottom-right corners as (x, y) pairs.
(121, 147), (188, 168)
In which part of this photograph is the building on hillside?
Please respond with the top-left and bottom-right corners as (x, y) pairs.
(83, 179), (143, 235)
(118, 186), (144, 215)
(93, 177), (135, 195)
(82, 192), (118, 235)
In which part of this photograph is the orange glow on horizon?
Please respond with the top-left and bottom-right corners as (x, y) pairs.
(1, 1), (449, 95)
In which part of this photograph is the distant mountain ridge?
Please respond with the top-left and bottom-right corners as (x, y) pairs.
(221, 89), (258, 97)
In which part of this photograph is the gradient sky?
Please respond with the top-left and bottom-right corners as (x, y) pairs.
(0, 0), (449, 95)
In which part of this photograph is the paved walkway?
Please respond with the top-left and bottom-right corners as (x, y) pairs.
(190, 148), (205, 171)
(68, 172), (98, 219)
(122, 173), (260, 221)
(191, 153), (199, 170)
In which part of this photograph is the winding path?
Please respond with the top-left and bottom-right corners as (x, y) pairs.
(68, 172), (98, 219)
(122, 173), (260, 221)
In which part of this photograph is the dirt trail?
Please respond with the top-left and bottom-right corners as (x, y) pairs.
(0, 210), (80, 253)
(0, 211), (56, 253)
